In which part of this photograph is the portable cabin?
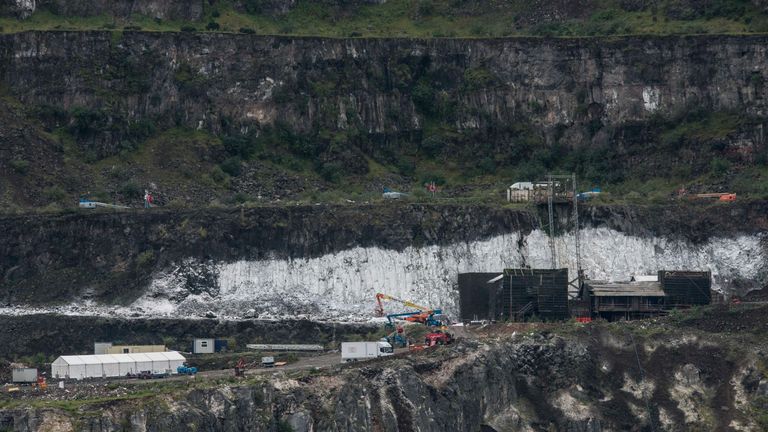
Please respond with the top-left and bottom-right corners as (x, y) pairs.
(193, 338), (215, 354)
(105, 345), (167, 354)
(94, 342), (113, 355)
(12, 368), (38, 383)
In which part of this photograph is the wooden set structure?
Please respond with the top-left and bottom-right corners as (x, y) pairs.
(580, 271), (711, 321)
(459, 270), (712, 323)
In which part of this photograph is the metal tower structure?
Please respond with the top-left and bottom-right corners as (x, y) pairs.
(571, 173), (582, 279)
(542, 174), (583, 289)
(547, 175), (557, 269)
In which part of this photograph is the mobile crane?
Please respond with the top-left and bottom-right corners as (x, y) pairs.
(374, 293), (446, 327)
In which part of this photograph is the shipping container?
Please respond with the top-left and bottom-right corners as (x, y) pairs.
(11, 368), (37, 383)
(214, 339), (228, 352)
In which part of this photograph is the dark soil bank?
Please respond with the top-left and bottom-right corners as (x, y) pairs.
(0, 314), (378, 359)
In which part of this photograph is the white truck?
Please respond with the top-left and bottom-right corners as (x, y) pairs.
(341, 341), (394, 362)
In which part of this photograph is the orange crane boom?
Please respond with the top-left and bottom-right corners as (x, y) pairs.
(375, 293), (431, 316)
(374, 293), (445, 326)
(694, 193), (736, 201)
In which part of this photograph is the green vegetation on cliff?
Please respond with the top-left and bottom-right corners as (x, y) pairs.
(2, 0), (768, 37)
(1, 9), (768, 209)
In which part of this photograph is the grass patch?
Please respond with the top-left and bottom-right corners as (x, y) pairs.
(660, 112), (742, 147)
(0, 390), (156, 412)
(730, 166), (768, 199)
(1, 0), (767, 37)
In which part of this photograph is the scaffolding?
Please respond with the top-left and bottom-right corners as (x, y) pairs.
(504, 268), (569, 321)
(540, 174), (582, 290)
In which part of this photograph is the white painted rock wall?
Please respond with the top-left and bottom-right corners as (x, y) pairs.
(128, 228), (767, 321)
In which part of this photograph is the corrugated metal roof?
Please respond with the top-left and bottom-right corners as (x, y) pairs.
(632, 275), (659, 282)
(587, 281), (665, 297)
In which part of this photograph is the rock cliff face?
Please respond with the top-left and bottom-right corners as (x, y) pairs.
(1, 203), (766, 319)
(2, 309), (767, 431)
(0, 0), (204, 20)
(0, 32), (766, 159)
(4, 0), (765, 21)
(0, 204), (534, 305)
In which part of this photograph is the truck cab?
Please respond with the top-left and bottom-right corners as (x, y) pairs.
(377, 341), (394, 354)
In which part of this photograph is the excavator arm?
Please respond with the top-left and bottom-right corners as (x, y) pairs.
(375, 293), (431, 316)
(375, 293), (445, 326)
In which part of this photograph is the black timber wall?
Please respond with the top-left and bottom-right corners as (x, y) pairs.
(659, 270), (712, 306)
(458, 273), (501, 321)
(505, 268), (570, 321)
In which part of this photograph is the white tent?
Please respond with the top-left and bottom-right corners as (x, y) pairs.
(131, 353), (153, 373)
(101, 355), (121, 377)
(51, 351), (186, 379)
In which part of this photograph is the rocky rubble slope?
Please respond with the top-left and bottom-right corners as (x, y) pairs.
(2, 305), (767, 431)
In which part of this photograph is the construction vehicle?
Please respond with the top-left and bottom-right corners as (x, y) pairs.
(138, 370), (169, 379)
(383, 325), (408, 348)
(374, 293), (446, 327)
(176, 363), (198, 375)
(692, 193), (737, 202)
(341, 341), (393, 362)
(677, 188), (736, 202)
(261, 356), (275, 368)
(234, 356), (284, 377)
(233, 358), (259, 377)
(424, 330), (453, 347)
(234, 358), (248, 377)
(34, 375), (47, 391)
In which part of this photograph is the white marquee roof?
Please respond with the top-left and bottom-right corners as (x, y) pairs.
(53, 351), (185, 365)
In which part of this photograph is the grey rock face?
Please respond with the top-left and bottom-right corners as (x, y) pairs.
(0, 0), (36, 18)
(0, 32), (766, 158)
(0, 204), (534, 305)
(0, 0), (204, 20)
(0, 328), (763, 431)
